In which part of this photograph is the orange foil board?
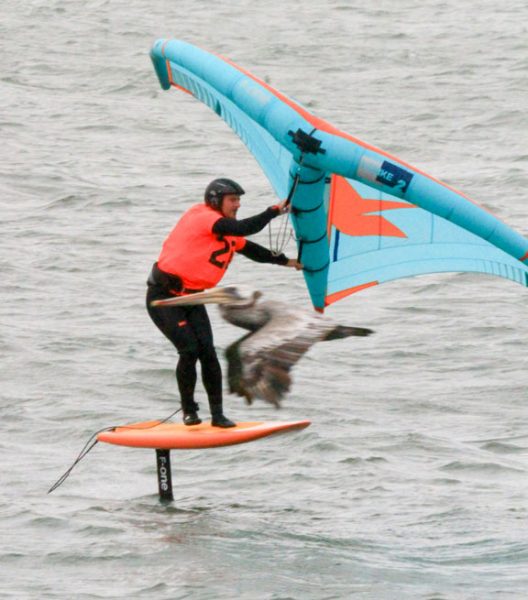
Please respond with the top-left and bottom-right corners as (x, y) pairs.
(97, 420), (311, 450)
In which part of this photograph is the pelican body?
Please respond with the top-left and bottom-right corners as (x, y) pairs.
(151, 287), (373, 406)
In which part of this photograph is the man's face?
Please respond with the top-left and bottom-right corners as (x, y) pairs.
(221, 194), (241, 218)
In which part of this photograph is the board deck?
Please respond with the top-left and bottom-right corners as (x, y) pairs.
(97, 420), (311, 450)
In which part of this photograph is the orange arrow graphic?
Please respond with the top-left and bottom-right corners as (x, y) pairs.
(328, 175), (414, 238)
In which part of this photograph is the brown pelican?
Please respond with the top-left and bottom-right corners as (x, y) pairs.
(151, 287), (373, 407)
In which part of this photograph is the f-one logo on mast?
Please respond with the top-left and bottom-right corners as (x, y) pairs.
(158, 455), (169, 491)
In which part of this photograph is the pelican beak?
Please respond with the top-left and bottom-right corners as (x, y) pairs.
(150, 286), (242, 308)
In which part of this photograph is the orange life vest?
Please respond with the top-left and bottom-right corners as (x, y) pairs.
(157, 204), (247, 290)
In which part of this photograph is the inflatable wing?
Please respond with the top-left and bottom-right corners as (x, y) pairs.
(150, 39), (528, 310)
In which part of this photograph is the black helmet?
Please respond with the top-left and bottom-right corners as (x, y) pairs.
(204, 178), (245, 210)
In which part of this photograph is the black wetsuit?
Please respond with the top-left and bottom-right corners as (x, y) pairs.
(146, 207), (287, 415)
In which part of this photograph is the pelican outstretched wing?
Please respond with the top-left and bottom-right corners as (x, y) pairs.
(224, 305), (371, 406)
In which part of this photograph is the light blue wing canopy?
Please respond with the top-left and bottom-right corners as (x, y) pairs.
(325, 175), (528, 305)
(150, 38), (528, 310)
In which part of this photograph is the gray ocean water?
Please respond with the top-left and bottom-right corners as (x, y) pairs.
(1, 1), (527, 598)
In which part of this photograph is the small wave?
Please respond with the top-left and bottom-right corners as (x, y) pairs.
(481, 441), (527, 454)
(339, 455), (387, 465)
(440, 460), (524, 475)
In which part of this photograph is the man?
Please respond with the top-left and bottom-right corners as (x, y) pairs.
(146, 178), (302, 428)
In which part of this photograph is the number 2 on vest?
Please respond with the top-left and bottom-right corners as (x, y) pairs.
(209, 239), (232, 269)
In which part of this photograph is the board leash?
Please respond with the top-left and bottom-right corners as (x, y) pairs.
(47, 407), (182, 494)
